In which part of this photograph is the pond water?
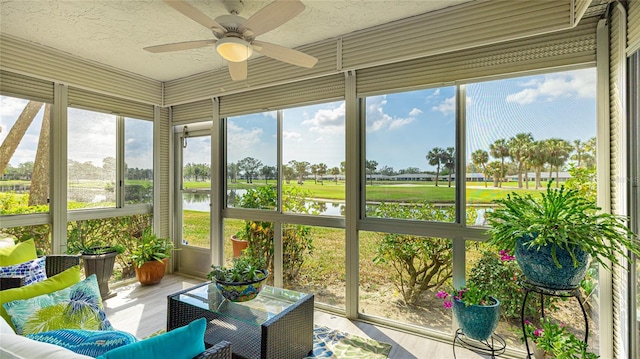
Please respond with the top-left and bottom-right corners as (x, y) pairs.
(182, 191), (345, 216)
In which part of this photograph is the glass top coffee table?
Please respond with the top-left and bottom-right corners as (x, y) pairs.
(168, 282), (314, 359)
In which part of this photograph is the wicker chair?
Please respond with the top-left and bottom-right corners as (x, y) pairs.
(0, 254), (80, 290)
(194, 341), (232, 359)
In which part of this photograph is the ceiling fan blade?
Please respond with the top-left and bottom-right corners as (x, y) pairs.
(228, 61), (248, 81)
(164, 0), (225, 34)
(253, 41), (318, 68)
(144, 40), (216, 53)
(239, 0), (305, 37)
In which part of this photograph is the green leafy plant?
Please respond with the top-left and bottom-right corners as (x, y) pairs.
(67, 219), (125, 255)
(524, 318), (598, 359)
(486, 180), (639, 270)
(234, 186), (314, 283)
(207, 255), (267, 283)
(437, 281), (496, 307)
(130, 228), (175, 268)
(467, 248), (558, 319)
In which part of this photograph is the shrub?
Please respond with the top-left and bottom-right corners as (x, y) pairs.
(371, 202), (453, 305)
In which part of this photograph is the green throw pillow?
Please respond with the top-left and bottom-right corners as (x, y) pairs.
(3, 274), (112, 335)
(96, 318), (206, 359)
(0, 239), (37, 266)
(0, 265), (80, 330)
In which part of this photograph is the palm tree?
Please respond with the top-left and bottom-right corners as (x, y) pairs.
(508, 133), (533, 188)
(489, 139), (509, 187)
(528, 141), (548, 189)
(316, 163), (327, 185)
(365, 160), (378, 185)
(545, 138), (572, 187)
(330, 167), (340, 183)
(471, 149), (489, 188)
(310, 164), (319, 184)
(0, 101), (44, 176)
(426, 147), (444, 187)
(583, 137), (597, 169)
(443, 147), (455, 187)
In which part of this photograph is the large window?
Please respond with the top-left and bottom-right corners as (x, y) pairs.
(364, 87), (457, 222)
(124, 118), (153, 204)
(226, 112), (277, 210)
(0, 96), (51, 214)
(67, 108), (117, 209)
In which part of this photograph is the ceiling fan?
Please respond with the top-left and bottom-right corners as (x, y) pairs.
(144, 0), (318, 81)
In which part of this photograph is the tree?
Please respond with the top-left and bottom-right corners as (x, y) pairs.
(283, 164), (294, 184)
(528, 141), (548, 189)
(330, 167), (340, 183)
(316, 163), (327, 185)
(583, 137), (596, 169)
(0, 101), (44, 176)
(29, 104), (51, 205)
(471, 149), (489, 188)
(486, 161), (504, 187)
(443, 147), (455, 187)
(545, 138), (572, 187)
(228, 162), (239, 183)
(260, 165), (276, 184)
(291, 160), (309, 184)
(238, 157), (263, 183)
(379, 165), (395, 176)
(489, 139), (509, 187)
(426, 147), (444, 187)
(310, 164), (319, 184)
(340, 161), (346, 175)
(365, 160), (378, 185)
(508, 133), (534, 188)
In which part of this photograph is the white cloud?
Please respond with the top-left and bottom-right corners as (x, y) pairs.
(366, 95), (419, 132)
(302, 102), (345, 134)
(432, 96), (456, 115)
(226, 120), (264, 149)
(283, 131), (302, 141)
(506, 69), (596, 104)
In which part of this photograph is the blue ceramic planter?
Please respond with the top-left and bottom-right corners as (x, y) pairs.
(515, 236), (590, 290)
(452, 296), (500, 341)
(214, 270), (269, 302)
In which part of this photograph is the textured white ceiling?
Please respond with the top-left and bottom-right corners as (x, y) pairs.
(0, 0), (471, 82)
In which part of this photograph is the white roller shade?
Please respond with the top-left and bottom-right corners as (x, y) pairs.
(68, 87), (154, 120)
(0, 70), (54, 102)
(628, 0), (640, 54)
(172, 99), (214, 125)
(219, 74), (344, 117)
(0, 34), (162, 106)
(357, 17), (598, 96)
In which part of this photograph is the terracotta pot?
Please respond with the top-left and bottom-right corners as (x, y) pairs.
(135, 258), (168, 285)
(231, 235), (248, 258)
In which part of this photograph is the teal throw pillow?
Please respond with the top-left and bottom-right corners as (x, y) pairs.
(3, 274), (112, 335)
(26, 329), (138, 357)
(0, 256), (47, 285)
(96, 318), (206, 359)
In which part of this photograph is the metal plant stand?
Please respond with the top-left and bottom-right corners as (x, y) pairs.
(453, 329), (506, 358)
(519, 281), (589, 359)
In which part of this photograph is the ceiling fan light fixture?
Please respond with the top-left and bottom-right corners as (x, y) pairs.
(216, 37), (253, 62)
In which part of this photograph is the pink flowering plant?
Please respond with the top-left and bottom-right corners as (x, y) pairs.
(437, 281), (495, 308)
(523, 318), (598, 359)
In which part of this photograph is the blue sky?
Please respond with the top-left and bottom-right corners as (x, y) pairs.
(1, 68), (595, 173)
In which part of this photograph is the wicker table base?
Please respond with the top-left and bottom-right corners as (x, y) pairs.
(168, 282), (314, 359)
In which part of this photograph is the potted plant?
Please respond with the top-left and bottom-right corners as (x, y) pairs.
(130, 228), (174, 285)
(207, 254), (268, 302)
(485, 180), (640, 290)
(523, 318), (598, 358)
(67, 231), (125, 300)
(437, 282), (500, 341)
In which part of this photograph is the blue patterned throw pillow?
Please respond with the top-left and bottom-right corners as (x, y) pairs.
(3, 274), (113, 335)
(0, 256), (47, 286)
(26, 329), (138, 357)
